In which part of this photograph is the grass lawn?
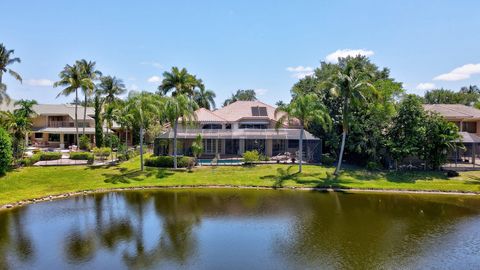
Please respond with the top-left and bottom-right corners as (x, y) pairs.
(1, 155), (480, 205)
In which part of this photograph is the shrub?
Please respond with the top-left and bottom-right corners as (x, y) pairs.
(70, 152), (94, 164)
(79, 135), (91, 150)
(321, 154), (335, 166)
(0, 128), (13, 175)
(144, 156), (194, 168)
(104, 134), (120, 149)
(446, 170), (459, 178)
(366, 161), (381, 171)
(259, 154), (270, 161)
(243, 150), (259, 165)
(19, 154), (41, 166)
(38, 151), (62, 161)
(93, 147), (112, 158)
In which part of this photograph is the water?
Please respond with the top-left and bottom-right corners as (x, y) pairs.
(1, 189), (480, 269)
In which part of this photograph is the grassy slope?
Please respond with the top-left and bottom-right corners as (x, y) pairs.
(1, 156), (480, 205)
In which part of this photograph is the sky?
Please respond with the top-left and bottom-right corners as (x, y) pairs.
(2, 0), (480, 106)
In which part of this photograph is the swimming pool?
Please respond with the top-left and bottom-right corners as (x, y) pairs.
(198, 158), (243, 165)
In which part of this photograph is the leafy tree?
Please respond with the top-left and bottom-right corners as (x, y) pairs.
(420, 113), (460, 170)
(0, 127), (12, 175)
(93, 92), (103, 147)
(77, 59), (102, 136)
(0, 43), (22, 103)
(223, 89), (257, 106)
(424, 88), (479, 105)
(164, 95), (198, 169)
(194, 85), (216, 110)
(324, 56), (378, 175)
(191, 134), (203, 164)
(158, 67), (198, 97)
(386, 95), (426, 169)
(275, 93), (331, 172)
(97, 76), (126, 104)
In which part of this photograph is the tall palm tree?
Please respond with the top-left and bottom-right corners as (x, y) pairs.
(125, 91), (162, 171)
(325, 57), (377, 175)
(115, 104), (134, 146)
(193, 85), (216, 110)
(98, 75), (126, 104)
(158, 67), (198, 97)
(275, 94), (331, 173)
(222, 89), (257, 106)
(164, 95), (198, 169)
(14, 99), (38, 148)
(77, 59), (102, 136)
(54, 63), (84, 145)
(0, 43), (22, 103)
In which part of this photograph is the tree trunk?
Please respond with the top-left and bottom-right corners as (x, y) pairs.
(173, 119), (178, 169)
(75, 89), (79, 145)
(334, 130), (347, 175)
(125, 128), (128, 146)
(140, 127), (144, 171)
(83, 91), (87, 136)
(299, 126), (304, 173)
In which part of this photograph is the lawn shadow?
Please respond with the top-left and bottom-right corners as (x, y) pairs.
(102, 166), (175, 184)
(383, 170), (448, 184)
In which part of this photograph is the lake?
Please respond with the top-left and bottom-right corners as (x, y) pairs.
(1, 189), (480, 269)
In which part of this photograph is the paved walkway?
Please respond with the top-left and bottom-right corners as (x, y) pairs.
(34, 158), (88, 166)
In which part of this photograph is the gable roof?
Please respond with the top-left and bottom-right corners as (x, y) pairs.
(423, 104), (480, 120)
(195, 108), (227, 122)
(212, 100), (279, 122)
(0, 102), (95, 121)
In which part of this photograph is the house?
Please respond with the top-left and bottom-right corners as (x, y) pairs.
(0, 102), (129, 149)
(155, 100), (322, 161)
(423, 104), (480, 166)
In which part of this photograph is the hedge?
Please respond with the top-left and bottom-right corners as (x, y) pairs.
(93, 147), (112, 158)
(144, 156), (194, 168)
(0, 128), (13, 175)
(70, 152), (94, 163)
(38, 152), (62, 161)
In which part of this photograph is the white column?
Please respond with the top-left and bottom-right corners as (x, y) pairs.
(266, 139), (273, 157)
(60, 133), (65, 149)
(239, 139), (245, 155)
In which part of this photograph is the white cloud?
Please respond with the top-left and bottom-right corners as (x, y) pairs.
(416, 82), (436, 91)
(25, 79), (54, 87)
(433, 63), (480, 81)
(286, 66), (314, 79)
(147, 76), (161, 83)
(141, 61), (162, 69)
(255, 88), (268, 96)
(325, 49), (374, 63)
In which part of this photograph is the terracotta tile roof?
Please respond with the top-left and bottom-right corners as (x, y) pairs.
(195, 108), (227, 122)
(212, 100), (279, 122)
(423, 104), (480, 119)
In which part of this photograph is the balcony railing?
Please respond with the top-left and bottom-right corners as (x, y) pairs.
(48, 121), (90, 128)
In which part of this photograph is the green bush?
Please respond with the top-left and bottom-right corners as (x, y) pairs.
(366, 161), (382, 171)
(79, 135), (91, 150)
(19, 154), (40, 166)
(0, 128), (13, 174)
(38, 151), (62, 161)
(144, 156), (194, 168)
(104, 134), (120, 149)
(243, 150), (260, 164)
(70, 152), (94, 164)
(321, 154), (335, 166)
(93, 147), (112, 158)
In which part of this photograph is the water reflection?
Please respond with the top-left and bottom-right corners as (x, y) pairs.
(0, 190), (479, 269)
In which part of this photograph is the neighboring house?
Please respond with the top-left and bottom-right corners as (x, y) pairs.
(156, 100), (322, 161)
(0, 102), (128, 149)
(424, 104), (480, 165)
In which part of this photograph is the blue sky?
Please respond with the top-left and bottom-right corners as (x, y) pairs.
(2, 0), (480, 106)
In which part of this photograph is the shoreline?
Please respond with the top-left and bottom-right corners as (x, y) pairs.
(2, 185), (480, 211)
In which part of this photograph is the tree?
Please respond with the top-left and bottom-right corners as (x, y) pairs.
(0, 111), (32, 160)
(97, 76), (126, 104)
(77, 59), (102, 136)
(0, 127), (12, 175)
(164, 95), (198, 169)
(93, 92), (104, 147)
(386, 95), (426, 169)
(275, 93), (331, 172)
(125, 91), (162, 171)
(223, 89), (257, 106)
(54, 63), (84, 145)
(14, 99), (37, 149)
(191, 134), (203, 165)
(424, 88), (479, 105)
(158, 67), (198, 97)
(0, 43), (22, 103)
(193, 85), (216, 110)
(324, 56), (378, 175)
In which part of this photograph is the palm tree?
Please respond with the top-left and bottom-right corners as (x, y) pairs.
(54, 63), (84, 145)
(0, 43), (22, 103)
(0, 110), (34, 160)
(193, 85), (216, 110)
(98, 76), (126, 104)
(164, 95), (198, 169)
(222, 89), (257, 106)
(13, 99), (38, 148)
(325, 57), (377, 175)
(275, 94), (331, 173)
(77, 60), (102, 136)
(158, 67), (198, 97)
(125, 91), (162, 171)
(115, 104), (134, 146)
(191, 134), (203, 165)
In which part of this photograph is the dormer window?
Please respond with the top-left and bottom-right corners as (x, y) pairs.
(251, 106), (267, 116)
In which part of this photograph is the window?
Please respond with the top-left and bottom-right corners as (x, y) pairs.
(251, 106), (268, 116)
(34, 133), (43, 139)
(288, 139), (299, 148)
(202, 124), (222, 129)
(239, 124), (268, 129)
(245, 139), (265, 154)
(225, 124), (232, 129)
(48, 134), (60, 142)
(203, 139), (221, 154)
(462, 122), (477, 133)
(225, 139), (239, 155)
